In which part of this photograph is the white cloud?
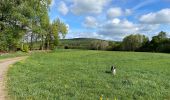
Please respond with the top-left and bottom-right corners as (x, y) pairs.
(83, 16), (98, 28)
(98, 19), (138, 37)
(66, 24), (70, 31)
(138, 24), (160, 32)
(71, 0), (110, 15)
(133, 0), (156, 10)
(107, 7), (122, 19)
(106, 8), (132, 19)
(58, 1), (69, 15)
(125, 9), (132, 16)
(111, 18), (120, 24)
(65, 32), (105, 39)
(97, 18), (161, 40)
(140, 8), (170, 24)
(66, 18), (161, 41)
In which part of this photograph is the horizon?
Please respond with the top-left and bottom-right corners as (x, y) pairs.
(49, 0), (170, 41)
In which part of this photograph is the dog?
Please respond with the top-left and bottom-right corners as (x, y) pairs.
(111, 65), (116, 75)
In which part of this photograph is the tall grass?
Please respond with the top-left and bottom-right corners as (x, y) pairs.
(7, 50), (170, 100)
(0, 51), (28, 60)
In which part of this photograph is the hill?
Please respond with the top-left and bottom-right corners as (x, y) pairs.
(59, 38), (120, 50)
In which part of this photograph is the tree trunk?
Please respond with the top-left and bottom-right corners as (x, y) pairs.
(30, 33), (33, 50)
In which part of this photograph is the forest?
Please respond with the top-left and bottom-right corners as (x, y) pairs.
(0, 0), (68, 52)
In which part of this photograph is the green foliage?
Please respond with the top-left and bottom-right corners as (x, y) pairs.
(149, 31), (169, 52)
(21, 44), (29, 53)
(7, 50), (170, 99)
(122, 34), (149, 51)
(45, 18), (68, 50)
(90, 40), (109, 50)
(0, 0), (68, 51)
(59, 38), (114, 50)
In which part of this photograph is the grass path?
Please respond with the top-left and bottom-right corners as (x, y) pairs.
(0, 57), (28, 100)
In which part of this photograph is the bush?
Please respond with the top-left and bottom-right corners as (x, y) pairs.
(21, 44), (29, 52)
(64, 45), (69, 49)
(156, 44), (170, 53)
(49, 44), (56, 50)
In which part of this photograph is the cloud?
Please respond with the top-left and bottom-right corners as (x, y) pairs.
(66, 24), (70, 31)
(98, 19), (138, 37)
(83, 16), (98, 28)
(133, 0), (156, 10)
(125, 9), (132, 16)
(107, 7), (122, 19)
(71, 0), (110, 15)
(55, 0), (167, 41)
(66, 32), (105, 39)
(57, 1), (69, 15)
(138, 24), (160, 32)
(140, 8), (170, 24)
(111, 18), (121, 24)
(66, 18), (161, 41)
(97, 19), (161, 40)
(106, 8), (132, 19)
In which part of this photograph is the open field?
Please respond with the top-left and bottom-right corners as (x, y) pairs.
(7, 50), (170, 100)
(0, 52), (28, 60)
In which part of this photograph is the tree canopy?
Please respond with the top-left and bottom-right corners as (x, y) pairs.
(0, 0), (68, 52)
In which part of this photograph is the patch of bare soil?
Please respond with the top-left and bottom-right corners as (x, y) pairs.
(0, 57), (28, 100)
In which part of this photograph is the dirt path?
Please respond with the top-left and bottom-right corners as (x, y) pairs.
(0, 57), (28, 100)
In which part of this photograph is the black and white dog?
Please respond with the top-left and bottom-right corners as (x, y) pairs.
(111, 65), (116, 75)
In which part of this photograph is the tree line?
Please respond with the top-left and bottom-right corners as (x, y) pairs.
(101, 31), (170, 53)
(61, 31), (170, 53)
(0, 0), (68, 52)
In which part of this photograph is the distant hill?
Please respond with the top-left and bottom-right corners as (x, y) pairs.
(58, 38), (120, 50)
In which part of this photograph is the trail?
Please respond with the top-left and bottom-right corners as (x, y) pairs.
(0, 57), (28, 100)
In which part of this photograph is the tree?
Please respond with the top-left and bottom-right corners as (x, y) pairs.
(90, 40), (109, 50)
(150, 31), (169, 52)
(150, 31), (167, 51)
(47, 19), (68, 49)
(0, 0), (68, 51)
(122, 34), (149, 51)
(0, 0), (28, 51)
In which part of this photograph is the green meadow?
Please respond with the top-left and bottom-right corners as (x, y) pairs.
(0, 51), (28, 60)
(7, 50), (170, 100)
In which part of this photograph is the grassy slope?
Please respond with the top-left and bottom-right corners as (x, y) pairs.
(7, 50), (170, 100)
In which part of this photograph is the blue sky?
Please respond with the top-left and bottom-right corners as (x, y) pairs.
(49, 0), (170, 41)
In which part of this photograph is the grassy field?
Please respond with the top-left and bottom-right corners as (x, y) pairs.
(7, 50), (170, 100)
(0, 51), (28, 60)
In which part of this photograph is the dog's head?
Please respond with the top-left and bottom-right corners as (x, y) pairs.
(111, 65), (116, 71)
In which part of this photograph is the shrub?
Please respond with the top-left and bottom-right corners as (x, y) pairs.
(21, 44), (29, 52)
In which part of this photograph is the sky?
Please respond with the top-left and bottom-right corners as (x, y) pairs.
(49, 0), (170, 41)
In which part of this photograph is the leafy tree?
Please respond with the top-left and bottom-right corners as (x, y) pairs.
(122, 34), (149, 51)
(0, 0), (40, 51)
(47, 19), (68, 49)
(0, 0), (68, 51)
(150, 31), (169, 52)
(90, 40), (109, 50)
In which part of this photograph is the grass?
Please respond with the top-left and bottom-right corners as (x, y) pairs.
(0, 51), (28, 60)
(7, 50), (170, 100)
